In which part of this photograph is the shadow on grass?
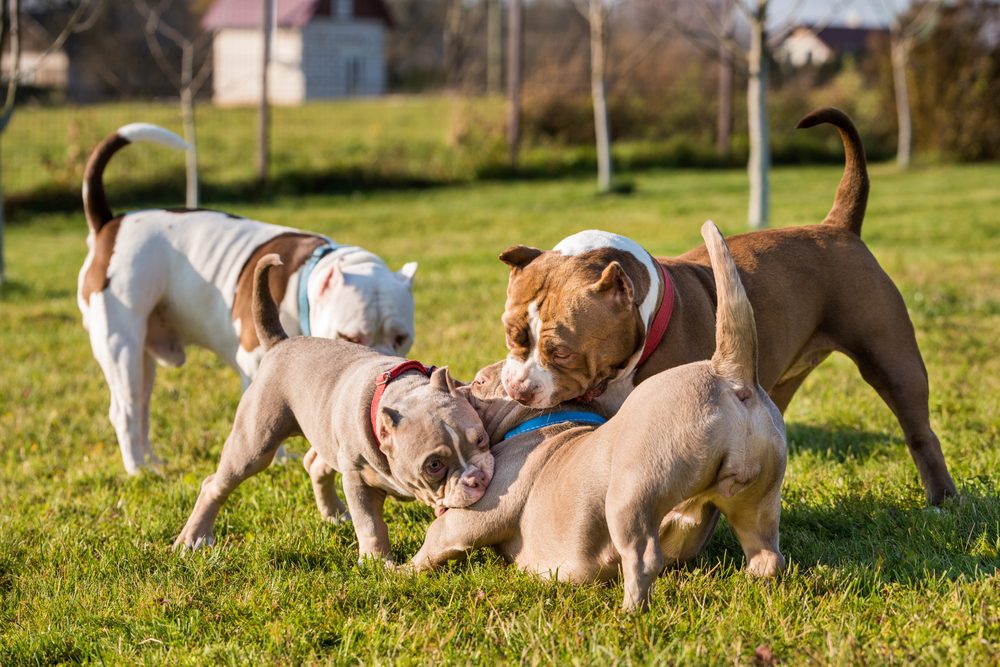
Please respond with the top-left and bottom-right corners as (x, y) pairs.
(698, 487), (999, 585)
(785, 422), (899, 463)
(5, 168), (455, 223)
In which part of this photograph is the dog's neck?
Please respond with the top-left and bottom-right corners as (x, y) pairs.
(462, 385), (594, 447)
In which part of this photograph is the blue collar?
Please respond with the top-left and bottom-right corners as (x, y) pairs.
(297, 240), (342, 336)
(502, 411), (607, 441)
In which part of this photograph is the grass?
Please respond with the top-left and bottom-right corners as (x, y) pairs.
(2, 103), (999, 663)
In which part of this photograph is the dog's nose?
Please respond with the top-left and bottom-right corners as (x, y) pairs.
(504, 378), (536, 404)
(461, 469), (487, 489)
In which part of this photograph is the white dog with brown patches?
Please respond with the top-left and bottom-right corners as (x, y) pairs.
(76, 124), (419, 474)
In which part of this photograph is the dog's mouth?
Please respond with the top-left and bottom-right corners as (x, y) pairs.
(577, 379), (609, 403)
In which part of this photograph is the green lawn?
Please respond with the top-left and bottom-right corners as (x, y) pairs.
(1, 138), (999, 662)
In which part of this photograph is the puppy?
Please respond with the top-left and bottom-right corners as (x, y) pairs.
(77, 124), (418, 474)
(496, 108), (955, 505)
(411, 221), (787, 612)
(174, 254), (492, 563)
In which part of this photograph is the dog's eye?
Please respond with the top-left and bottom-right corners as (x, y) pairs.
(338, 333), (362, 345)
(549, 346), (578, 366)
(476, 433), (487, 450)
(394, 334), (409, 349)
(505, 327), (528, 349)
(424, 457), (446, 478)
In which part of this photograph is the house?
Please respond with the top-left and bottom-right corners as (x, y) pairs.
(203, 0), (394, 105)
(777, 24), (888, 67)
(1, 13), (68, 90)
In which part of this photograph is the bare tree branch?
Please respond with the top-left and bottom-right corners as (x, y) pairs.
(8, 0), (106, 84)
(0, 0), (22, 133)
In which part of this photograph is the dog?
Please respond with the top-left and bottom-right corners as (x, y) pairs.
(496, 107), (955, 505)
(174, 254), (493, 562)
(77, 124), (419, 474)
(410, 221), (787, 612)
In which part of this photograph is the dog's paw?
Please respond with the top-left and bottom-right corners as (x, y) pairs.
(173, 531), (215, 553)
(321, 511), (351, 525)
(746, 550), (785, 578)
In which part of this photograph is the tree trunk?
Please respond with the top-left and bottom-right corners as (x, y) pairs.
(486, 0), (502, 94)
(716, 1), (733, 160)
(890, 32), (912, 169)
(180, 42), (199, 208)
(746, 1), (770, 229)
(0, 144), (5, 284)
(257, 0), (273, 185)
(506, 0), (522, 167)
(590, 0), (611, 193)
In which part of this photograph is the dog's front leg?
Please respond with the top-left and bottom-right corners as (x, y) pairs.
(409, 511), (478, 572)
(341, 471), (392, 563)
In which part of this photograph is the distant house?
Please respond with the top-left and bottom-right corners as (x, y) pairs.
(203, 0), (394, 106)
(778, 25), (888, 67)
(1, 13), (68, 90)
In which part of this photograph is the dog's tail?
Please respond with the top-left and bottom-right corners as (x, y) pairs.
(795, 107), (869, 236)
(252, 254), (289, 351)
(701, 220), (758, 390)
(83, 123), (188, 235)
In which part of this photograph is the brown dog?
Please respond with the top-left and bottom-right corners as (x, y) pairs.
(411, 222), (787, 612)
(497, 108), (955, 505)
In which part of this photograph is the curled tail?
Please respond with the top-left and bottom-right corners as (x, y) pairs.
(796, 107), (869, 236)
(82, 123), (188, 234)
(252, 254), (289, 351)
(701, 221), (758, 390)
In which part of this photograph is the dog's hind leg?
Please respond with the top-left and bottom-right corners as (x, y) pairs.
(174, 388), (295, 550)
(303, 446), (349, 523)
(722, 488), (785, 578)
(843, 320), (957, 505)
(607, 495), (667, 613)
(87, 292), (153, 474)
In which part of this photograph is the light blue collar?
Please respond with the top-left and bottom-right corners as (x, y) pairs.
(297, 239), (341, 336)
(502, 411), (607, 441)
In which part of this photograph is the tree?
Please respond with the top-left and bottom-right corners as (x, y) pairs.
(507, 0), (522, 166)
(878, 0), (941, 169)
(258, 0), (273, 185)
(0, 0), (104, 284)
(571, 0), (614, 193)
(133, 0), (211, 207)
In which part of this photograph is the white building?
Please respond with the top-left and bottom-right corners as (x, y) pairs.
(203, 0), (393, 106)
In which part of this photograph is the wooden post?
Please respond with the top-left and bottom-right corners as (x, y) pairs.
(589, 0), (611, 193)
(746, 0), (770, 229)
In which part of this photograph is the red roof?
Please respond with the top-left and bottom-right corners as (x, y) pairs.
(203, 0), (393, 30)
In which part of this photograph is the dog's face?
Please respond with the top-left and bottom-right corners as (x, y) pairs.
(310, 254), (418, 356)
(498, 247), (645, 408)
(376, 368), (493, 516)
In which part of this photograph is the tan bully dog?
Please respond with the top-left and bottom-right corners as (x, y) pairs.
(174, 254), (492, 563)
(497, 107), (955, 505)
(410, 221), (787, 612)
(77, 124), (419, 474)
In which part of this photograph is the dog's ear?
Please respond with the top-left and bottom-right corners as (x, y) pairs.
(500, 245), (542, 270)
(589, 261), (635, 308)
(377, 407), (402, 453)
(318, 264), (343, 295)
(429, 367), (451, 392)
(397, 261), (418, 286)
(441, 367), (466, 396)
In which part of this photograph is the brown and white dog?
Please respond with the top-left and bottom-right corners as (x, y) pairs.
(175, 254), (492, 563)
(497, 108), (955, 505)
(411, 222), (786, 612)
(77, 124), (418, 474)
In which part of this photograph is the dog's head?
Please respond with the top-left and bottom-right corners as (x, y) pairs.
(309, 249), (418, 356)
(375, 368), (493, 516)
(497, 243), (649, 408)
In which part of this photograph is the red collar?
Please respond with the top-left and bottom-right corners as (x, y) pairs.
(636, 263), (675, 368)
(370, 360), (436, 445)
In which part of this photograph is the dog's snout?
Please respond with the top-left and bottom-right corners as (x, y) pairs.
(461, 468), (487, 489)
(504, 377), (537, 404)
